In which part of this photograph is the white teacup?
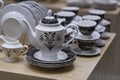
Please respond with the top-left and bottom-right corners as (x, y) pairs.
(0, 42), (28, 62)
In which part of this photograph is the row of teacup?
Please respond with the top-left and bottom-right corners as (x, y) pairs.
(54, 6), (111, 56)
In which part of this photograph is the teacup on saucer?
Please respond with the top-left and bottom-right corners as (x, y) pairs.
(100, 19), (111, 32)
(71, 31), (100, 50)
(54, 11), (75, 25)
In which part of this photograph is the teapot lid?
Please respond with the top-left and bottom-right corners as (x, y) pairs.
(41, 10), (59, 24)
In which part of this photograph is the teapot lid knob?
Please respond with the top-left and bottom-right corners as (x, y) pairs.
(41, 9), (59, 24)
(47, 9), (52, 17)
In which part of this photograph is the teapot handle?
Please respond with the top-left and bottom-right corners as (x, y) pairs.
(0, 46), (4, 53)
(0, 0), (4, 8)
(21, 45), (28, 55)
(63, 24), (79, 46)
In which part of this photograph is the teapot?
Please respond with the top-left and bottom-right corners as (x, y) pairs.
(22, 10), (78, 61)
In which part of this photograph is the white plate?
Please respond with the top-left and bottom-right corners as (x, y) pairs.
(24, 1), (48, 18)
(34, 50), (68, 61)
(1, 4), (36, 31)
(73, 47), (101, 56)
(18, 3), (38, 25)
(21, 2), (42, 22)
(2, 18), (23, 38)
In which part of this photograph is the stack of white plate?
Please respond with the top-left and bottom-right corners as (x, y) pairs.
(0, 1), (48, 40)
(66, 0), (93, 8)
(93, 0), (117, 10)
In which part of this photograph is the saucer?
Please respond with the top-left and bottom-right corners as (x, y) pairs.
(95, 25), (106, 33)
(73, 47), (101, 56)
(73, 15), (83, 22)
(1, 4), (36, 31)
(34, 51), (68, 61)
(95, 39), (105, 47)
(26, 48), (76, 68)
(101, 32), (110, 39)
(71, 31), (100, 41)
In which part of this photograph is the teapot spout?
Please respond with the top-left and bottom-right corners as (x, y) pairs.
(22, 20), (40, 49)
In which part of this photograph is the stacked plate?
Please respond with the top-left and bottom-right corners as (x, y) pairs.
(93, 0), (117, 10)
(18, 1), (48, 26)
(66, 0), (93, 8)
(0, 1), (48, 39)
(26, 47), (76, 68)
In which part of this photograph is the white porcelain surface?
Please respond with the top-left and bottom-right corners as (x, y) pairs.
(0, 4), (36, 41)
(66, 0), (93, 7)
(1, 41), (28, 62)
(100, 19), (111, 26)
(26, 10), (78, 61)
(1, 12), (26, 38)
(1, 4), (36, 31)
(89, 9), (106, 15)
(72, 31), (100, 40)
(26, 47), (76, 68)
(73, 16), (83, 22)
(95, 25), (106, 33)
(0, 0), (4, 8)
(0, 35), (19, 44)
(55, 11), (75, 17)
(77, 20), (97, 27)
(34, 50), (68, 61)
(96, 39), (105, 47)
(101, 32), (110, 39)
(82, 15), (101, 21)
(61, 6), (79, 11)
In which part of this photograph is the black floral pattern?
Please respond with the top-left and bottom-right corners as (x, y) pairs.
(39, 32), (61, 50)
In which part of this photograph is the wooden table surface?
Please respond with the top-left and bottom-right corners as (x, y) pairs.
(0, 33), (116, 80)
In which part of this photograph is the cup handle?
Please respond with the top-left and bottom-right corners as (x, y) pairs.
(0, 0), (4, 8)
(21, 45), (28, 55)
(0, 46), (3, 53)
(63, 23), (79, 47)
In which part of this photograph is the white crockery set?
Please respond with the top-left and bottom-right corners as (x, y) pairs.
(0, 1), (79, 68)
(57, 7), (111, 56)
(0, 1), (111, 68)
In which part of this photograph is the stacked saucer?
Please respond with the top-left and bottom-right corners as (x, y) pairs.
(26, 47), (76, 68)
(100, 19), (111, 39)
(88, 9), (111, 47)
